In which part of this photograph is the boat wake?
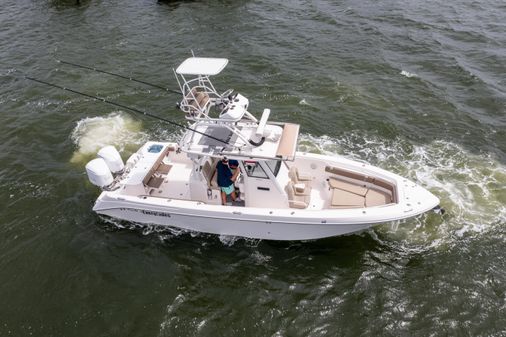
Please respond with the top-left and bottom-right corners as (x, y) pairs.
(299, 133), (506, 249)
(70, 111), (148, 164)
(99, 215), (197, 240)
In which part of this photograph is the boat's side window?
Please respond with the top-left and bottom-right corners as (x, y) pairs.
(243, 161), (269, 179)
(264, 160), (281, 177)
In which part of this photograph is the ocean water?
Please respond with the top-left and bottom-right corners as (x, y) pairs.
(0, 0), (505, 336)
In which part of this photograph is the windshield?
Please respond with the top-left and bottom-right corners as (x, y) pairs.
(243, 161), (268, 179)
(264, 160), (281, 177)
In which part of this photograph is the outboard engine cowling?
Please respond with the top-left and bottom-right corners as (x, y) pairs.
(97, 145), (124, 174)
(86, 158), (114, 188)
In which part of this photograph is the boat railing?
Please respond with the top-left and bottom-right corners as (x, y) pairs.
(179, 84), (216, 118)
(174, 73), (221, 116)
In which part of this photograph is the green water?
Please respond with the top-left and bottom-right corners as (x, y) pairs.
(1, 0), (505, 336)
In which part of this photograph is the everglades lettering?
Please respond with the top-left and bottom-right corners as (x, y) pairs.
(120, 208), (171, 217)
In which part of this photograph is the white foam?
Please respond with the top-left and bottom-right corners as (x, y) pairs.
(250, 250), (272, 264)
(401, 70), (417, 78)
(218, 234), (241, 246)
(70, 111), (147, 163)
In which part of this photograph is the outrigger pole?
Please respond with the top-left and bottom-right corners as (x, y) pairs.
(55, 59), (182, 94)
(25, 76), (230, 146)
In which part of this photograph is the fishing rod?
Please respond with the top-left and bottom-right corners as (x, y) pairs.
(55, 58), (182, 94)
(25, 76), (230, 146)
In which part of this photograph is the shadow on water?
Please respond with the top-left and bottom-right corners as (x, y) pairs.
(156, 0), (200, 9)
(47, 0), (92, 9)
(156, 0), (250, 12)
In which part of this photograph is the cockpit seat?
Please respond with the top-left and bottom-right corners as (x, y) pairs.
(288, 166), (311, 196)
(286, 181), (310, 209)
(184, 87), (210, 116)
(288, 166), (311, 183)
(142, 147), (171, 190)
(202, 160), (219, 189)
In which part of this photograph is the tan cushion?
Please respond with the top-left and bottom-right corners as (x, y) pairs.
(330, 205), (364, 209)
(294, 184), (311, 196)
(288, 166), (297, 182)
(195, 92), (205, 101)
(202, 161), (212, 181)
(156, 163), (172, 174)
(325, 165), (367, 182)
(190, 100), (200, 111)
(197, 92), (210, 107)
(329, 178), (368, 196)
(285, 182), (309, 209)
(201, 161), (219, 189)
(297, 172), (311, 181)
(285, 181), (295, 199)
(147, 176), (164, 188)
(294, 183), (305, 193)
(210, 170), (219, 189)
(365, 189), (391, 207)
(289, 200), (308, 209)
(373, 179), (396, 202)
(276, 123), (300, 160)
(331, 189), (365, 207)
(289, 166), (311, 182)
(142, 147), (170, 186)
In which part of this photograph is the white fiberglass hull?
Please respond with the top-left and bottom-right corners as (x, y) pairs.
(95, 205), (375, 240)
(92, 153), (439, 241)
(93, 198), (436, 240)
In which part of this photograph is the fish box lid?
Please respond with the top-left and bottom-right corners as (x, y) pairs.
(176, 57), (229, 76)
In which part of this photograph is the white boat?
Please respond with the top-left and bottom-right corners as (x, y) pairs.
(85, 57), (441, 240)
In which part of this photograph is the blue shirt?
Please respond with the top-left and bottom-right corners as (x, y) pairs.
(216, 161), (233, 187)
(228, 159), (239, 169)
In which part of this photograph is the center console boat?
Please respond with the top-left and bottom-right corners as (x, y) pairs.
(85, 57), (441, 240)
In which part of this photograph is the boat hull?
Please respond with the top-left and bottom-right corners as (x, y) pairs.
(96, 206), (374, 240)
(93, 192), (438, 241)
(91, 149), (440, 241)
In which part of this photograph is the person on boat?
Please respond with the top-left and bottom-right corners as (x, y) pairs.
(228, 159), (240, 181)
(216, 157), (241, 205)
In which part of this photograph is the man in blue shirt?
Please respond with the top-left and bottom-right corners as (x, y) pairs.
(216, 157), (241, 205)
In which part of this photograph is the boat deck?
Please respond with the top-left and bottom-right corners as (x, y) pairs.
(120, 142), (396, 211)
(145, 159), (193, 199)
(284, 157), (396, 210)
